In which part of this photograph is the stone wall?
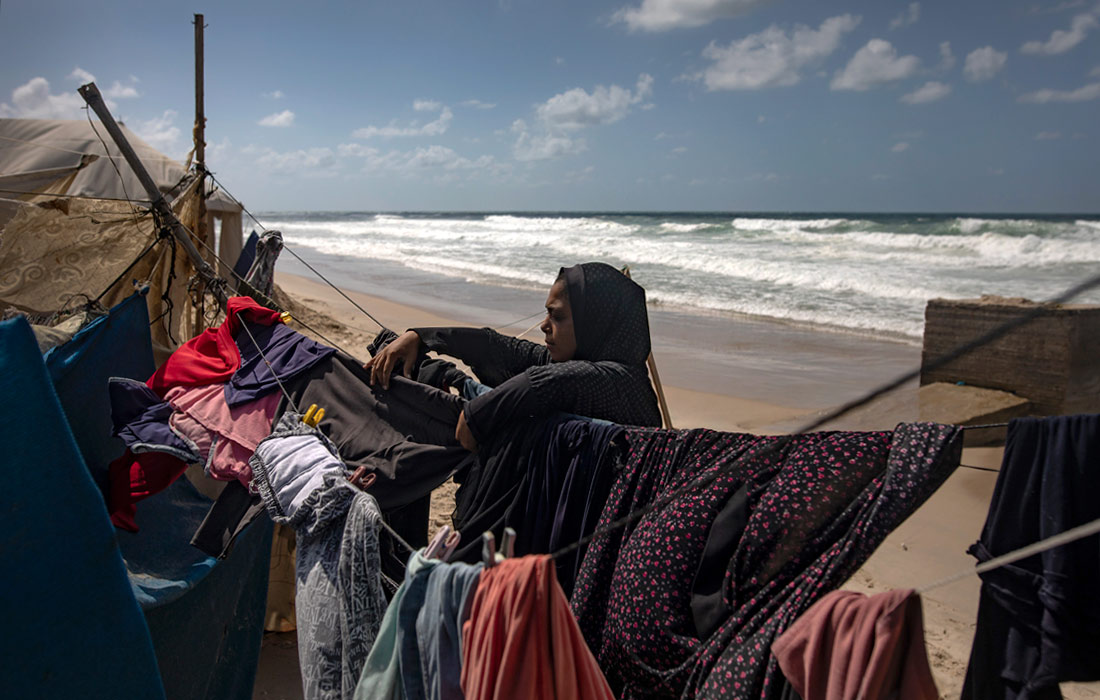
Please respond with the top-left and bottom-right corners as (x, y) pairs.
(921, 296), (1100, 416)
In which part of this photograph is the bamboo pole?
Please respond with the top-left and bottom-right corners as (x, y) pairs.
(77, 81), (228, 307)
(621, 267), (674, 429)
(193, 13), (208, 332)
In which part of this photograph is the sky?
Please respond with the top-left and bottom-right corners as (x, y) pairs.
(1, 0), (1098, 212)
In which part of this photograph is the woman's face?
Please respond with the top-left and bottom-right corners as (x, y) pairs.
(541, 280), (577, 362)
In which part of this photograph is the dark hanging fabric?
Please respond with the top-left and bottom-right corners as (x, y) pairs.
(190, 480), (265, 559)
(570, 423), (962, 699)
(447, 416), (563, 563)
(961, 414), (1100, 700)
(227, 320), (336, 407)
(275, 353), (475, 513)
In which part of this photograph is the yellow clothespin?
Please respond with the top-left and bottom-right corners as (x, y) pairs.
(280, 311), (292, 324)
(302, 403), (325, 427)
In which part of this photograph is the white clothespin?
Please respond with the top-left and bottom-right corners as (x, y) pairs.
(481, 531), (497, 568)
(440, 530), (461, 562)
(499, 527), (516, 561)
(425, 526), (452, 560)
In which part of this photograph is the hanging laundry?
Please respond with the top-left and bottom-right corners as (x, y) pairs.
(166, 382), (280, 484)
(226, 319), (335, 407)
(771, 588), (938, 700)
(415, 561), (483, 700)
(276, 353), (475, 513)
(108, 377), (202, 462)
(251, 412), (388, 700)
(461, 555), (615, 700)
(570, 422), (961, 699)
(354, 551), (436, 700)
(961, 414), (1100, 700)
(147, 296), (282, 395)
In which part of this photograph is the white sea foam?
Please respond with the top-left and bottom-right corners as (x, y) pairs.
(270, 211), (1100, 339)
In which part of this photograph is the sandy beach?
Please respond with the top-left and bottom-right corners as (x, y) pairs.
(255, 270), (1096, 700)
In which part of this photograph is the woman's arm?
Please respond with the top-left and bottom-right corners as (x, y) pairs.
(412, 327), (550, 387)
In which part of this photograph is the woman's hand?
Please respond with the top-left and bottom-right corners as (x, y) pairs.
(455, 410), (478, 453)
(364, 330), (422, 389)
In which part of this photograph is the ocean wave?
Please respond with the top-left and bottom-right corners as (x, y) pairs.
(658, 221), (720, 233)
(731, 217), (858, 232)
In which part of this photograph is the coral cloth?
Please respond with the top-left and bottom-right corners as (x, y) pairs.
(166, 383), (279, 484)
(147, 296), (282, 395)
(461, 555), (614, 700)
(771, 588), (938, 700)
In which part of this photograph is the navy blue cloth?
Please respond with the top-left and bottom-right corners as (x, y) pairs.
(0, 316), (166, 699)
(227, 319), (336, 407)
(44, 292), (155, 494)
(109, 376), (200, 461)
(232, 230), (260, 285)
(962, 414), (1100, 700)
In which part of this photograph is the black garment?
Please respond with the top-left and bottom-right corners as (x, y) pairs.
(962, 414), (1100, 700)
(191, 481), (265, 559)
(413, 262), (660, 443)
(275, 353), (475, 513)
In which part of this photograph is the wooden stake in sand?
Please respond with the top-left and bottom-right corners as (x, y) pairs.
(621, 266), (674, 429)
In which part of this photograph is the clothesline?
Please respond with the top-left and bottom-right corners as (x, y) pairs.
(916, 515), (1100, 594)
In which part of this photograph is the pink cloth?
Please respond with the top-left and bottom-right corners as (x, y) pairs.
(461, 555), (615, 700)
(166, 383), (279, 484)
(771, 588), (938, 700)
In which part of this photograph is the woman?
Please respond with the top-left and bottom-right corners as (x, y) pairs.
(365, 262), (662, 451)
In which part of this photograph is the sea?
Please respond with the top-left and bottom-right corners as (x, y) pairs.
(257, 212), (1100, 342)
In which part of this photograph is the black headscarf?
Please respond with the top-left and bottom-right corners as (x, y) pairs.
(558, 262), (651, 366)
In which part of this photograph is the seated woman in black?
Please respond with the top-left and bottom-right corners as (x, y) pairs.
(365, 262), (662, 450)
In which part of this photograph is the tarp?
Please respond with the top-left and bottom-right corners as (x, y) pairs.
(0, 315), (166, 699)
(8, 292), (273, 699)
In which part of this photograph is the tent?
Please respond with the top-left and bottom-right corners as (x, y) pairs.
(0, 118), (243, 275)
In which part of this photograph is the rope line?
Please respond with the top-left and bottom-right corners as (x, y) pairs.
(916, 515), (1100, 593)
(204, 170), (390, 333)
(548, 269), (1100, 562)
(0, 133), (182, 164)
(0, 187), (154, 204)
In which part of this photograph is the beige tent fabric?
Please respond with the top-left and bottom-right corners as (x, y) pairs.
(0, 176), (215, 351)
(0, 118), (239, 213)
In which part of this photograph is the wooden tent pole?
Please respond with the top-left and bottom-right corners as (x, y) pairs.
(77, 81), (228, 307)
(193, 13), (208, 332)
(621, 267), (674, 429)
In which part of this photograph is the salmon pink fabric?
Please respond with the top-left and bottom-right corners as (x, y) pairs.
(771, 588), (938, 700)
(147, 296), (281, 395)
(461, 555), (614, 700)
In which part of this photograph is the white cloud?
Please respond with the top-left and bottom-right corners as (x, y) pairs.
(246, 145), (337, 175)
(536, 74), (653, 129)
(352, 106), (453, 139)
(555, 57), (566, 65)
(612, 0), (772, 32)
(461, 99), (496, 109)
(105, 78), (140, 99)
(1036, 131), (1062, 139)
(513, 129), (587, 161)
(697, 14), (861, 90)
(340, 142), (499, 175)
(670, 146), (688, 155)
(889, 2), (921, 30)
(414, 99), (441, 112)
(1018, 81), (1100, 102)
(1090, 65), (1100, 76)
(1021, 6), (1100, 54)
(259, 109), (295, 127)
(938, 41), (956, 70)
(964, 46), (1008, 81)
(264, 90), (285, 99)
(0, 76), (87, 118)
(892, 141), (910, 152)
(68, 67), (96, 83)
(900, 80), (951, 103)
(132, 110), (181, 154)
(832, 39), (920, 91)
